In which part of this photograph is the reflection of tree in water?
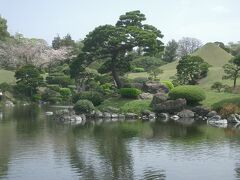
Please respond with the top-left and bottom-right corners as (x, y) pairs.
(141, 168), (166, 180)
(13, 105), (42, 135)
(235, 163), (240, 180)
(93, 123), (134, 179)
(65, 122), (138, 179)
(0, 120), (16, 178)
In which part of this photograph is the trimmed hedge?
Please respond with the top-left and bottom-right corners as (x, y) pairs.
(119, 88), (141, 99)
(169, 85), (206, 104)
(212, 98), (240, 111)
(161, 80), (174, 91)
(73, 100), (95, 115)
(72, 91), (104, 106)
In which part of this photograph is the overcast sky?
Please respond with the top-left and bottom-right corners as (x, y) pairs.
(0, 0), (239, 44)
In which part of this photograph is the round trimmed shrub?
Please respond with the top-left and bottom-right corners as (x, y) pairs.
(73, 100), (95, 115)
(161, 80), (174, 91)
(119, 88), (141, 99)
(72, 91), (104, 106)
(169, 85), (206, 104)
(132, 67), (145, 72)
(59, 88), (72, 98)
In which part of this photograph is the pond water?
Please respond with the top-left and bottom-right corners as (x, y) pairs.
(1, 106), (240, 180)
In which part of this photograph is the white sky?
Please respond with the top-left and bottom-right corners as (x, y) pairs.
(0, 0), (239, 44)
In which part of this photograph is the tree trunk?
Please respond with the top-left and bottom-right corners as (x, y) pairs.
(112, 66), (122, 89)
(111, 53), (122, 89)
(234, 77), (237, 88)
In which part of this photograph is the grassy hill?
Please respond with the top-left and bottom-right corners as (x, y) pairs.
(128, 42), (237, 89)
(0, 69), (15, 84)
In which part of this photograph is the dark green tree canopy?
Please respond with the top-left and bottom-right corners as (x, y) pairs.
(82, 10), (164, 88)
(176, 55), (209, 85)
(0, 16), (10, 40)
(223, 56), (240, 87)
(163, 39), (178, 62)
(15, 65), (43, 97)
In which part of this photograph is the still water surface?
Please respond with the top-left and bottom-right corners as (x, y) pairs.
(1, 106), (240, 180)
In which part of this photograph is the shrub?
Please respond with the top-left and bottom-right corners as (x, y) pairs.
(46, 75), (74, 87)
(73, 100), (95, 115)
(161, 80), (174, 90)
(72, 91), (104, 106)
(119, 88), (141, 99)
(0, 82), (12, 92)
(59, 88), (72, 98)
(132, 67), (145, 72)
(212, 98), (240, 111)
(211, 82), (224, 92)
(47, 85), (60, 92)
(219, 104), (239, 118)
(169, 85), (206, 104)
(41, 88), (61, 104)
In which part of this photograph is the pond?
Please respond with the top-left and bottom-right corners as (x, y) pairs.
(1, 106), (240, 180)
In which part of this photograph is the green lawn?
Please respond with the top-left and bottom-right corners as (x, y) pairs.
(0, 69), (15, 84)
(98, 97), (151, 114)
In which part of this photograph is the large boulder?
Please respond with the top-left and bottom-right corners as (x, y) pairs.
(191, 106), (210, 117)
(143, 82), (169, 94)
(150, 93), (168, 109)
(139, 93), (153, 100)
(177, 109), (195, 118)
(153, 98), (187, 114)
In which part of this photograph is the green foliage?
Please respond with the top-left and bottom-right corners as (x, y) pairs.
(72, 91), (104, 106)
(211, 82), (224, 92)
(132, 67), (145, 73)
(82, 10), (164, 88)
(176, 55), (209, 85)
(59, 88), (71, 98)
(73, 100), (95, 115)
(223, 56), (240, 87)
(212, 98), (240, 111)
(169, 85), (206, 104)
(15, 65), (43, 97)
(131, 56), (165, 71)
(161, 80), (174, 90)
(46, 84), (61, 92)
(41, 88), (61, 104)
(120, 100), (151, 114)
(0, 16), (10, 40)
(148, 68), (163, 79)
(119, 88), (141, 99)
(163, 39), (178, 62)
(46, 74), (74, 87)
(0, 82), (11, 92)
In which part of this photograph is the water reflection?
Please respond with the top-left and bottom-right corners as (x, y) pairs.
(1, 106), (240, 179)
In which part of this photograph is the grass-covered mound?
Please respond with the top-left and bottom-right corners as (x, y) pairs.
(0, 69), (15, 84)
(212, 97), (240, 111)
(169, 85), (206, 104)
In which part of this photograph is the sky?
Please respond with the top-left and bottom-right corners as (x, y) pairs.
(0, 0), (239, 45)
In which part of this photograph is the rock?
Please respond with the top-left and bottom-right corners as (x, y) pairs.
(118, 114), (125, 119)
(149, 113), (156, 119)
(227, 114), (240, 123)
(125, 113), (138, 119)
(177, 109), (195, 118)
(207, 111), (217, 118)
(111, 114), (118, 118)
(139, 93), (153, 100)
(45, 111), (54, 116)
(157, 113), (169, 122)
(150, 93), (168, 109)
(153, 98), (187, 114)
(95, 111), (103, 118)
(192, 106), (210, 116)
(5, 100), (14, 108)
(208, 115), (222, 121)
(103, 112), (111, 118)
(170, 115), (180, 121)
(143, 82), (169, 94)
